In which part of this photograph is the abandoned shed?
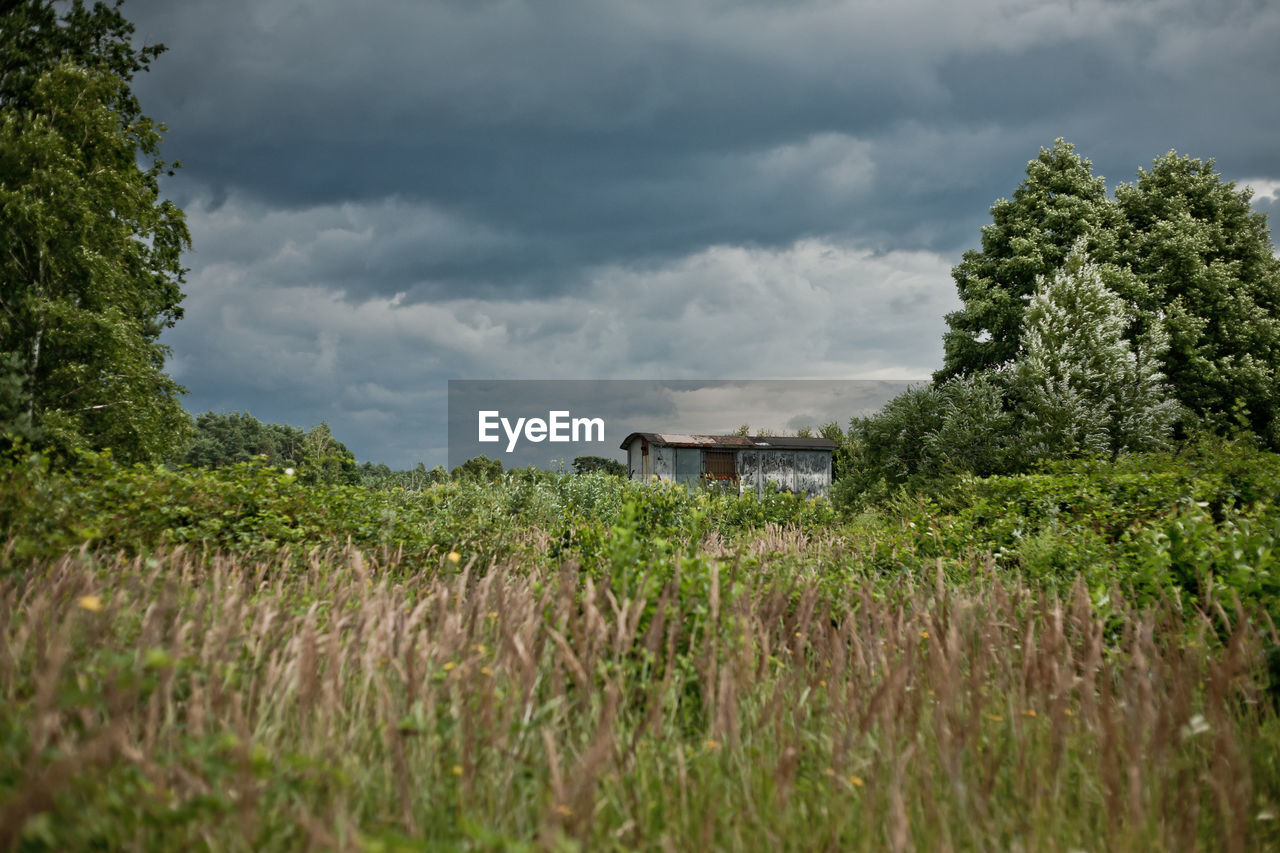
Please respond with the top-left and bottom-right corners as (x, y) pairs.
(619, 433), (836, 498)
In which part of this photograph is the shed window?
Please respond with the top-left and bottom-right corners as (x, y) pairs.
(702, 450), (737, 481)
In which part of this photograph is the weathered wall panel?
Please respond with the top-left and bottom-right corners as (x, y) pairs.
(674, 448), (702, 485)
(794, 450), (827, 497)
(627, 439), (642, 479)
(651, 445), (674, 479)
(760, 450), (794, 493)
(737, 450), (760, 497)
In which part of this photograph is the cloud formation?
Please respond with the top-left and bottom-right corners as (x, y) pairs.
(125, 0), (1280, 465)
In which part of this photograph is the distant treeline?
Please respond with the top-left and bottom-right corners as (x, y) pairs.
(172, 411), (627, 487)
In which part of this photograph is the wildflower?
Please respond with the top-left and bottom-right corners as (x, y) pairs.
(554, 804), (573, 817)
(818, 679), (827, 688)
(848, 775), (865, 788)
(443, 661), (456, 672)
(1021, 709), (1037, 718)
(451, 764), (463, 776)
(447, 551), (462, 564)
(704, 739), (721, 752)
(1063, 708), (1074, 717)
(487, 611), (499, 620)
(481, 666), (493, 676)
(987, 714), (1004, 722)
(920, 631), (929, 639)
(283, 467), (295, 476)
(77, 595), (103, 612)
(472, 644), (487, 654)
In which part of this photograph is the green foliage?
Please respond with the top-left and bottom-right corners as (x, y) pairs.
(0, 350), (40, 447)
(0, 1), (190, 462)
(1114, 152), (1280, 446)
(1, 439), (1280, 849)
(2, 456), (1278, 849)
(0, 450), (838, 575)
(938, 139), (1117, 382)
(174, 412), (357, 485)
(1013, 241), (1180, 459)
(176, 410), (307, 469)
(937, 140), (1280, 449)
(451, 454), (503, 482)
(571, 455), (626, 476)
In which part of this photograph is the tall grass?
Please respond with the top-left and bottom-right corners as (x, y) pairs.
(3, 540), (1277, 851)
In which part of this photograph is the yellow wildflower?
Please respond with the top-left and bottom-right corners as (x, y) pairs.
(77, 595), (103, 612)
(447, 551), (462, 564)
(848, 775), (865, 788)
(451, 764), (463, 776)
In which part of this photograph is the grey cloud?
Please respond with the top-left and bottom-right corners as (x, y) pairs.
(116, 0), (1280, 464)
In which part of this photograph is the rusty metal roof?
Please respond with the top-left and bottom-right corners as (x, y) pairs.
(619, 432), (837, 451)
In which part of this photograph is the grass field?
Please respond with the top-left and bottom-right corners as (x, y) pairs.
(2, 444), (1279, 850)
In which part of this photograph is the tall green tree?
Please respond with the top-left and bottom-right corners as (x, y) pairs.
(0, 0), (190, 461)
(1114, 153), (1280, 446)
(936, 139), (1119, 382)
(1013, 242), (1179, 461)
(937, 140), (1280, 449)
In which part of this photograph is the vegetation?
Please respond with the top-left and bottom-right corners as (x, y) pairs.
(572, 455), (627, 476)
(0, 0), (190, 461)
(1, 444), (1279, 849)
(937, 139), (1280, 448)
(2, 6), (1277, 842)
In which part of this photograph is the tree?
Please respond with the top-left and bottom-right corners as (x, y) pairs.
(937, 140), (1280, 448)
(452, 455), (503, 482)
(0, 1), (190, 462)
(177, 411), (307, 469)
(1013, 242), (1179, 461)
(936, 139), (1119, 383)
(0, 349), (39, 446)
(572, 455), (626, 476)
(300, 422), (357, 485)
(1114, 153), (1280, 446)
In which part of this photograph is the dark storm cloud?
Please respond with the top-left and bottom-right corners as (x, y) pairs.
(135, 0), (1277, 297)
(121, 0), (1280, 466)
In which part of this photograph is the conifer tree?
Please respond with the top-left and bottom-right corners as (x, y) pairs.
(1014, 242), (1179, 460)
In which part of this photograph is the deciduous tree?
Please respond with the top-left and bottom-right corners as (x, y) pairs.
(0, 0), (189, 460)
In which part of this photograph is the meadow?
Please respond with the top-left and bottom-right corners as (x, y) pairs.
(2, 441), (1279, 850)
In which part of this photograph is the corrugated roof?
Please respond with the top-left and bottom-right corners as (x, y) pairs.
(619, 432), (837, 451)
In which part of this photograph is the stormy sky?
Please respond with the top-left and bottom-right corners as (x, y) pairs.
(123, 0), (1280, 468)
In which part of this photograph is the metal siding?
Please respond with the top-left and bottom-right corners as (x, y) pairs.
(652, 445), (674, 480)
(627, 439), (642, 479)
(794, 450), (828, 497)
(760, 450), (793, 493)
(737, 450), (760, 498)
(674, 448), (702, 485)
